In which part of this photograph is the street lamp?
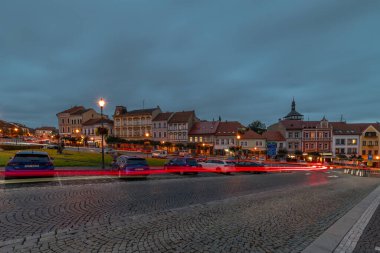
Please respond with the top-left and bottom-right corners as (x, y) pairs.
(14, 128), (19, 145)
(98, 98), (106, 169)
(236, 135), (241, 161)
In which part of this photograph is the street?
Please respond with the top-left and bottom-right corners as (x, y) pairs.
(0, 171), (379, 252)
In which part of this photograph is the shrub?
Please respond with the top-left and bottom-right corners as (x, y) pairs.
(0, 144), (43, 151)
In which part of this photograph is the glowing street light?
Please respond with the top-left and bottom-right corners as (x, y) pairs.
(98, 98), (106, 169)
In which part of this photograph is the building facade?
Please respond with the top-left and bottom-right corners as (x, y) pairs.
(214, 121), (245, 155)
(113, 106), (161, 140)
(302, 117), (333, 157)
(35, 127), (57, 139)
(167, 111), (198, 144)
(188, 121), (220, 154)
(360, 124), (380, 167)
(57, 106), (102, 137)
(82, 118), (114, 147)
(152, 112), (173, 142)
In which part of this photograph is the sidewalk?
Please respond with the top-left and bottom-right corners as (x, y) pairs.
(303, 184), (380, 253)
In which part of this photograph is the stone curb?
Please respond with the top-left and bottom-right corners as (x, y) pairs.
(302, 184), (380, 253)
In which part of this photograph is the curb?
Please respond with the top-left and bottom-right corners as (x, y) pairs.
(302, 184), (380, 253)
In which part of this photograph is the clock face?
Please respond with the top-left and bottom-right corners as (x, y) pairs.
(116, 111), (120, 115)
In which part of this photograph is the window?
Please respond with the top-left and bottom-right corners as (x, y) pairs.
(199, 137), (203, 142)
(195, 137), (198, 142)
(318, 143), (322, 149)
(295, 132), (299, 138)
(324, 132), (328, 138)
(221, 139), (225, 145)
(158, 123), (161, 128)
(376, 141), (379, 146)
(164, 132), (166, 137)
(310, 144), (314, 149)
(294, 143), (298, 149)
(305, 143), (309, 149)
(288, 143), (292, 149)
(375, 150), (378, 155)
(368, 150), (372, 155)
(189, 137), (193, 142)
(304, 133), (309, 139)
(363, 141), (366, 146)
(369, 141), (373, 146)
(154, 132), (156, 138)
(159, 132), (161, 138)
(335, 148), (340, 154)
(279, 143), (283, 148)
(288, 132), (293, 138)
(324, 143), (328, 149)
(62, 119), (64, 124)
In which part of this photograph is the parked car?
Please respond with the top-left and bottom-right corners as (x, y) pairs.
(46, 144), (59, 149)
(164, 158), (200, 175)
(100, 147), (116, 154)
(151, 150), (168, 159)
(5, 151), (55, 179)
(178, 150), (189, 157)
(235, 161), (266, 173)
(195, 155), (207, 163)
(199, 159), (235, 174)
(113, 155), (150, 178)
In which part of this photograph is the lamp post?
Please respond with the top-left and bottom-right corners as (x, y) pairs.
(98, 98), (106, 169)
(14, 128), (19, 145)
(75, 129), (80, 151)
(237, 135), (241, 161)
(145, 132), (150, 158)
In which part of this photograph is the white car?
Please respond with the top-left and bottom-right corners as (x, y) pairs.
(199, 159), (235, 174)
(151, 150), (168, 159)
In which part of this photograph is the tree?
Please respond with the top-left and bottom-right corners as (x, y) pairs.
(247, 120), (267, 134)
(277, 148), (288, 158)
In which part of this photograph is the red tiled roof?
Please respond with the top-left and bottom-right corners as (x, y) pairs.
(215, 121), (245, 136)
(127, 107), (160, 116)
(71, 108), (93, 115)
(57, 106), (85, 115)
(152, 112), (173, 122)
(189, 121), (220, 135)
(168, 111), (195, 124)
(330, 122), (369, 135)
(262, 130), (286, 141)
(241, 130), (265, 140)
(279, 120), (305, 129)
(35, 127), (57, 131)
(82, 118), (114, 126)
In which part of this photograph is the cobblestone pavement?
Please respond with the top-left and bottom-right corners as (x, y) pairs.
(353, 197), (380, 253)
(0, 171), (379, 252)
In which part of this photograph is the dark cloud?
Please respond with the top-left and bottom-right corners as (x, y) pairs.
(0, 0), (379, 128)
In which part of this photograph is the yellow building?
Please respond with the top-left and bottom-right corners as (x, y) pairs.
(360, 124), (380, 167)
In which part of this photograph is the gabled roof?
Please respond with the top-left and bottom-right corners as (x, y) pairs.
(189, 121), (220, 135)
(152, 112), (173, 122)
(82, 118), (114, 126)
(57, 106), (85, 115)
(279, 120), (304, 130)
(35, 127), (57, 131)
(168, 111), (195, 124)
(330, 122), (369, 135)
(262, 130), (286, 141)
(127, 107), (160, 116)
(71, 108), (93, 116)
(241, 130), (265, 140)
(215, 121), (245, 136)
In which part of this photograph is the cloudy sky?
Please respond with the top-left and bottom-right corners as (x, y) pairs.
(1, 0), (379, 128)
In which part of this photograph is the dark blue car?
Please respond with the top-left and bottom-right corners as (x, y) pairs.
(114, 156), (150, 178)
(5, 151), (55, 179)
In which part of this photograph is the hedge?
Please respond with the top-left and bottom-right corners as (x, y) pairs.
(0, 145), (44, 151)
